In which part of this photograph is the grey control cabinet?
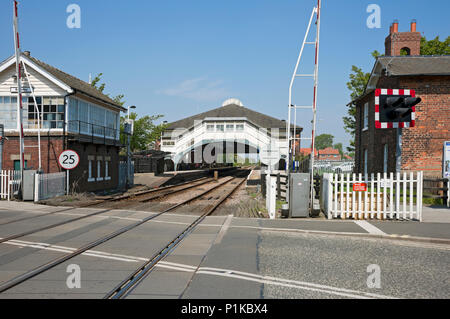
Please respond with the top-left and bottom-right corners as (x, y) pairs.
(289, 173), (311, 218)
(23, 170), (37, 201)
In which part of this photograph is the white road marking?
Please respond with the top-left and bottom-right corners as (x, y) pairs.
(233, 225), (366, 236)
(0, 238), (427, 299)
(354, 221), (387, 235)
(154, 262), (396, 299)
(4, 210), (222, 228)
(214, 215), (233, 245)
(195, 270), (393, 299)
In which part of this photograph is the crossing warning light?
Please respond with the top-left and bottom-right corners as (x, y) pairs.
(375, 89), (422, 129)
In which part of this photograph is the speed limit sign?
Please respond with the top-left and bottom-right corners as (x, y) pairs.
(58, 150), (80, 170)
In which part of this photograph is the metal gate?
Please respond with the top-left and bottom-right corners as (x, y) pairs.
(35, 172), (67, 202)
(118, 161), (134, 190)
(323, 172), (423, 221)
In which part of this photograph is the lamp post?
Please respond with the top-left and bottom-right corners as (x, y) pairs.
(160, 120), (168, 151)
(126, 105), (136, 189)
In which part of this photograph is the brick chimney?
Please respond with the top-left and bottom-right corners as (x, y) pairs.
(385, 20), (421, 56)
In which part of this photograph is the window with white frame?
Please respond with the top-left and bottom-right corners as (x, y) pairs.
(236, 124), (244, 131)
(79, 100), (89, 134)
(0, 96), (18, 130)
(0, 96), (64, 130)
(363, 103), (369, 131)
(88, 157), (95, 182)
(67, 97), (119, 139)
(216, 124), (224, 132)
(384, 144), (389, 173)
(105, 158), (111, 181)
(206, 124), (215, 132)
(97, 158), (103, 181)
(226, 124), (234, 131)
(42, 97), (65, 129)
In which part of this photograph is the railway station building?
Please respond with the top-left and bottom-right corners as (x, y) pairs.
(161, 99), (300, 171)
(351, 21), (450, 178)
(0, 51), (126, 192)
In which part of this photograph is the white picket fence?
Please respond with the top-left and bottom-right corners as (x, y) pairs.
(34, 172), (67, 202)
(0, 170), (21, 201)
(323, 172), (423, 222)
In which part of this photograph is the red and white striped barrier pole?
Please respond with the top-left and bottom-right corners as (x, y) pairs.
(13, 0), (25, 198)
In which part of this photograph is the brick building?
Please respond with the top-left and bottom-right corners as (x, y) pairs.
(0, 52), (126, 192)
(318, 148), (341, 161)
(351, 21), (450, 178)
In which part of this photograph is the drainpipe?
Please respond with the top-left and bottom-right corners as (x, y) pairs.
(64, 91), (76, 152)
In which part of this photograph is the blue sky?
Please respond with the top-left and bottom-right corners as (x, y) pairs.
(0, 0), (449, 149)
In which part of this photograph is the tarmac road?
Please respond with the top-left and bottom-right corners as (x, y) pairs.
(0, 202), (448, 299)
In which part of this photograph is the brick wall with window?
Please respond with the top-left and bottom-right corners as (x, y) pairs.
(68, 143), (120, 193)
(355, 75), (449, 177)
(1, 135), (64, 173)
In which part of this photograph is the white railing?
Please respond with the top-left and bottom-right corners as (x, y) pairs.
(0, 170), (21, 201)
(324, 172), (423, 222)
(34, 172), (66, 202)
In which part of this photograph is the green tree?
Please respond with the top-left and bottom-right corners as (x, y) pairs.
(120, 112), (168, 153)
(421, 36), (450, 55)
(343, 51), (379, 153)
(333, 143), (344, 157)
(91, 73), (125, 106)
(315, 134), (334, 150)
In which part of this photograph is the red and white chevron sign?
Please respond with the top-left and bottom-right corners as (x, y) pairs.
(375, 89), (417, 129)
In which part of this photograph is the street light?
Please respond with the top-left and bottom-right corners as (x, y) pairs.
(160, 121), (168, 151)
(128, 105), (136, 120)
(126, 105), (136, 189)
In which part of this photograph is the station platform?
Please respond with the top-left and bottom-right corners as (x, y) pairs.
(134, 167), (239, 189)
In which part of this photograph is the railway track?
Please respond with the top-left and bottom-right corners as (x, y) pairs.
(0, 176), (213, 228)
(0, 170), (250, 295)
(105, 175), (248, 299)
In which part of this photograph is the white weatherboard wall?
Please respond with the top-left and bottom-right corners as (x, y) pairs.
(0, 64), (66, 97)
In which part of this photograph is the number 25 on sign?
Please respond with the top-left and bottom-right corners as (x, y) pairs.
(353, 183), (368, 192)
(58, 150), (80, 170)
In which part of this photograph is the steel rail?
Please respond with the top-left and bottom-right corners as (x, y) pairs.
(105, 175), (248, 299)
(84, 177), (211, 207)
(0, 175), (241, 294)
(0, 207), (79, 227)
(0, 177), (210, 227)
(0, 178), (212, 235)
(92, 178), (214, 208)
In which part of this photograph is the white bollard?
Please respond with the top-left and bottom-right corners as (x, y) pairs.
(34, 172), (39, 203)
(266, 174), (277, 220)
